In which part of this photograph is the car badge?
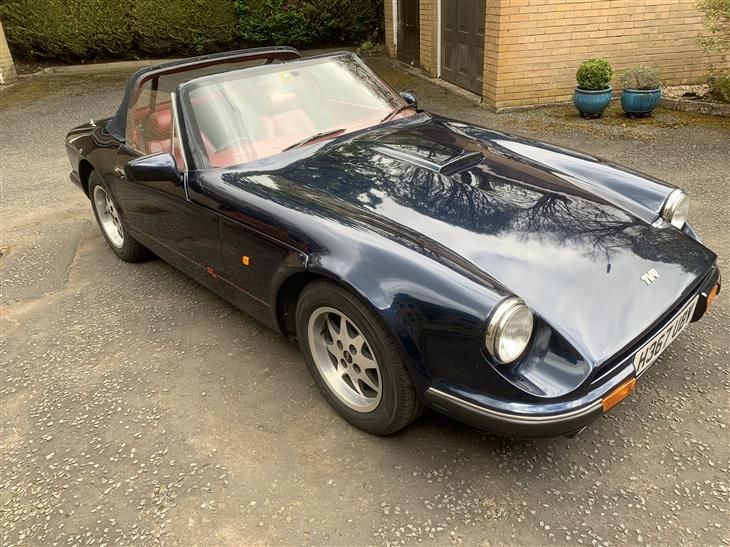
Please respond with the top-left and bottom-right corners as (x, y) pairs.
(640, 268), (660, 285)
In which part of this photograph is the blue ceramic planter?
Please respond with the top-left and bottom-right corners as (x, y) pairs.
(573, 87), (613, 118)
(621, 88), (661, 116)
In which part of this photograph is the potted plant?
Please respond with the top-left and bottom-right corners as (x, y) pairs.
(573, 59), (614, 118)
(620, 66), (662, 116)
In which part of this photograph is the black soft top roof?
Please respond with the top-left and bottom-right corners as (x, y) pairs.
(107, 46), (301, 141)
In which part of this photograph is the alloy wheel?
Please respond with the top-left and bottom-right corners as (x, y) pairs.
(93, 185), (124, 248)
(307, 306), (383, 412)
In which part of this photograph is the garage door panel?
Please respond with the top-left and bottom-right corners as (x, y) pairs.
(441, 0), (485, 95)
(397, 0), (420, 66)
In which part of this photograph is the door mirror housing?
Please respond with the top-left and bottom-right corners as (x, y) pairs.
(125, 153), (182, 185)
(400, 90), (417, 109)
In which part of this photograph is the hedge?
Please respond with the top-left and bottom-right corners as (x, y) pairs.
(0, 0), (134, 61)
(0, 0), (382, 62)
(134, 0), (237, 57)
(235, 0), (383, 47)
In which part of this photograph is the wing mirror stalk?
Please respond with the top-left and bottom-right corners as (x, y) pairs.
(125, 153), (183, 186)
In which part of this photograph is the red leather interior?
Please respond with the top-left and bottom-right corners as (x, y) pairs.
(145, 107), (173, 153)
(131, 92), (418, 169)
(148, 107), (172, 138)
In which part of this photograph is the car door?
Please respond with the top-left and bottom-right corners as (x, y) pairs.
(109, 95), (224, 290)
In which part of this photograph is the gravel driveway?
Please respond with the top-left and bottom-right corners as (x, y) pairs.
(1, 56), (728, 546)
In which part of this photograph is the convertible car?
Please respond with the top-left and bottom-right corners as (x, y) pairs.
(65, 47), (721, 437)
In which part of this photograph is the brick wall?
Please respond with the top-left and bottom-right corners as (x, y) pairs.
(385, 0), (396, 57)
(385, 0), (727, 110)
(0, 22), (18, 85)
(486, 0), (728, 109)
(419, 0), (438, 76)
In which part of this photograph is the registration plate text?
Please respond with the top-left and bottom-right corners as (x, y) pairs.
(633, 295), (699, 377)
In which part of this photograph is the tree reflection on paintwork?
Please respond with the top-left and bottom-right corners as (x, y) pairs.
(216, 115), (709, 278)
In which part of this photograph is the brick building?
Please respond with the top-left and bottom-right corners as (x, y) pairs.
(384, 0), (727, 110)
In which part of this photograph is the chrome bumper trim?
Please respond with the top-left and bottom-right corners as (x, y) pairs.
(426, 388), (603, 425)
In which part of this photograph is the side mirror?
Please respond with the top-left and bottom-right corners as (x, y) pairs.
(400, 90), (417, 109)
(124, 152), (182, 185)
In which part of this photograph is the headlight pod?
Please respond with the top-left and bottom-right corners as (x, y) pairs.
(661, 189), (689, 229)
(485, 297), (534, 364)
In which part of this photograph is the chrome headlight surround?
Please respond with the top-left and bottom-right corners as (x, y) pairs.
(485, 297), (534, 365)
(661, 189), (689, 229)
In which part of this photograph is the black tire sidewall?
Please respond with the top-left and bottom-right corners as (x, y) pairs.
(296, 281), (417, 435)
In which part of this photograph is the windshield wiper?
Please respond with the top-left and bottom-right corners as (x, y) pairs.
(282, 129), (346, 152)
(380, 104), (414, 123)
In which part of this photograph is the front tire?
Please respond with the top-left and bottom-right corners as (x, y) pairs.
(296, 280), (422, 435)
(89, 171), (148, 262)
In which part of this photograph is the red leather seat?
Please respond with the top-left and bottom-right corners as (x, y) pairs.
(148, 107), (172, 140)
(146, 105), (173, 153)
(263, 91), (316, 141)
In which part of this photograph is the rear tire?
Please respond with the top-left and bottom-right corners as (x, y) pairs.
(296, 280), (423, 435)
(89, 171), (149, 262)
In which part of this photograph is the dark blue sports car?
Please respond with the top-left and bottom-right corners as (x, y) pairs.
(65, 47), (721, 437)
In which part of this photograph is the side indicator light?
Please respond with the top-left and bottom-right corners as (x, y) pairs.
(602, 378), (636, 412)
(242, 256), (251, 266)
(706, 284), (718, 311)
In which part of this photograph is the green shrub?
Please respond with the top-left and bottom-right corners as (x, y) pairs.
(300, 0), (384, 44)
(1, 0), (381, 62)
(575, 59), (613, 91)
(0, 0), (133, 61)
(709, 73), (730, 102)
(360, 40), (375, 54)
(234, 0), (383, 48)
(235, 0), (313, 46)
(134, 0), (236, 56)
(619, 66), (661, 90)
(697, 0), (730, 66)
(0, 0), (236, 61)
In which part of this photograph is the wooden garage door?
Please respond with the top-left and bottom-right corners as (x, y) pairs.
(441, 0), (486, 95)
(397, 0), (420, 66)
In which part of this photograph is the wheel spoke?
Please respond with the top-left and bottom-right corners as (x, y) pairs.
(346, 372), (364, 396)
(348, 332), (365, 353)
(338, 314), (348, 341)
(355, 351), (377, 370)
(324, 315), (339, 345)
(308, 306), (382, 412)
(358, 371), (379, 393)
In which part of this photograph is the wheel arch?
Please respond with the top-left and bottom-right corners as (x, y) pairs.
(78, 158), (95, 197)
(275, 271), (321, 339)
(274, 270), (375, 340)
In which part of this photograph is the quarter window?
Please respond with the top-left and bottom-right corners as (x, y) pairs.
(125, 79), (173, 155)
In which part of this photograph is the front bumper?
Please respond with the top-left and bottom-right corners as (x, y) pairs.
(425, 265), (721, 439)
(69, 170), (82, 190)
(425, 386), (606, 438)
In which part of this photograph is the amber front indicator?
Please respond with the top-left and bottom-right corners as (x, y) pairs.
(706, 285), (718, 311)
(602, 378), (636, 412)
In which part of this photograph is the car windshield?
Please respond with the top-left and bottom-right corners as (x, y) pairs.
(180, 54), (413, 169)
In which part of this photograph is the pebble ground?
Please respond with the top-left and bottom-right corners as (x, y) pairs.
(1, 56), (728, 546)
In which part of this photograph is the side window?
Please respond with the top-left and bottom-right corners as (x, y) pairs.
(125, 79), (172, 155)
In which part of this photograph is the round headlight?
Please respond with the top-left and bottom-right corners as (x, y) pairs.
(485, 297), (534, 364)
(661, 189), (689, 229)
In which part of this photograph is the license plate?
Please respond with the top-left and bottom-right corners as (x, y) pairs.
(633, 294), (699, 377)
